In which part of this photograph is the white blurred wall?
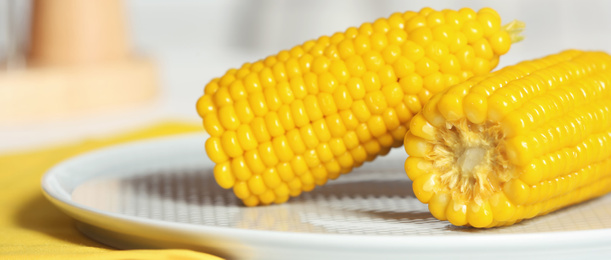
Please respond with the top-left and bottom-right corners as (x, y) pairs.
(1, 0), (610, 119)
(123, 0), (611, 119)
(0, 0), (610, 151)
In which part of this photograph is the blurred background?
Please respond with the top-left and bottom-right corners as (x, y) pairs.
(1, 0), (611, 152)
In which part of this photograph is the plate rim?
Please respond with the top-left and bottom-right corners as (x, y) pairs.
(40, 133), (611, 256)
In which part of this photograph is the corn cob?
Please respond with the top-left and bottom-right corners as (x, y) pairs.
(197, 7), (523, 206)
(404, 50), (611, 228)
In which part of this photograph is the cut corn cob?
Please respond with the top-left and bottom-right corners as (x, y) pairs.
(197, 7), (523, 206)
(404, 50), (611, 228)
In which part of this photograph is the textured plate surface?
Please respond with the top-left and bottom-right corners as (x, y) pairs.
(42, 133), (611, 259)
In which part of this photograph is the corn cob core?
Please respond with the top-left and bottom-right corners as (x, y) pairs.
(197, 7), (521, 206)
(404, 50), (611, 228)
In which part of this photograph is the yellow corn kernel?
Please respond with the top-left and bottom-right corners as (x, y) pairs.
(362, 71), (382, 92)
(203, 113), (224, 137)
(329, 138), (347, 156)
(277, 162), (295, 182)
(405, 14), (425, 31)
(258, 141), (279, 167)
(440, 55), (461, 75)
(312, 119), (331, 143)
(428, 192), (450, 220)
(418, 90), (433, 105)
(300, 171), (315, 186)
(409, 113), (437, 141)
(489, 30), (511, 55)
(220, 131), (243, 157)
(425, 41), (449, 64)
(473, 57), (492, 75)
(472, 38), (494, 60)
(213, 87), (233, 107)
(446, 199), (468, 226)
(205, 137), (228, 163)
(277, 105), (295, 131)
(410, 27), (433, 47)
(488, 192), (516, 222)
(415, 57), (439, 77)
(364, 91), (388, 115)
(290, 155), (308, 176)
(259, 190), (276, 205)
(477, 11), (501, 38)
(390, 125), (408, 144)
(213, 162), (234, 189)
(404, 156), (432, 181)
(196, 95), (215, 117)
(264, 112), (285, 137)
(382, 44), (402, 64)
(363, 139), (381, 158)
(233, 181), (251, 199)
(204, 79), (220, 95)
(311, 164), (329, 181)
(289, 100), (309, 127)
(273, 136), (295, 162)
(350, 145), (368, 165)
(247, 175), (267, 195)
(303, 95), (323, 121)
(398, 73), (423, 95)
(249, 117), (271, 143)
(231, 156), (252, 181)
(462, 20), (484, 43)
(426, 11), (445, 27)
(299, 124), (319, 149)
(199, 7), (521, 206)
(236, 124), (258, 151)
(241, 196), (259, 207)
(262, 167), (282, 189)
(437, 93), (465, 121)
(316, 143), (334, 163)
(248, 92), (268, 117)
(403, 95), (423, 114)
(263, 87), (282, 111)
(289, 77), (307, 99)
(244, 149), (266, 175)
(404, 50), (611, 227)
(467, 200), (494, 228)
(333, 86), (353, 110)
(274, 183), (290, 204)
(382, 108), (400, 131)
(234, 99), (254, 124)
(352, 100), (372, 123)
(326, 114), (347, 137)
(423, 72), (446, 93)
(337, 152), (355, 170)
(412, 172), (438, 203)
(463, 92), (488, 124)
(354, 34), (371, 55)
(378, 133), (395, 150)
(403, 132), (432, 157)
(367, 115), (387, 137)
(339, 110), (359, 130)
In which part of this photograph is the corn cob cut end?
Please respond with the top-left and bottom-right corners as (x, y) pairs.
(432, 120), (513, 202)
(408, 118), (517, 228)
(405, 50), (611, 228)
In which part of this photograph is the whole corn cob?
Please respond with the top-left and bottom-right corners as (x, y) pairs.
(197, 7), (524, 206)
(404, 50), (611, 228)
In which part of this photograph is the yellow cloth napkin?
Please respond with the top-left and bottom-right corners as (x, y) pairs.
(0, 122), (222, 260)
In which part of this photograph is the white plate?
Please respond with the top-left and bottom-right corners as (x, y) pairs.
(42, 133), (611, 259)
